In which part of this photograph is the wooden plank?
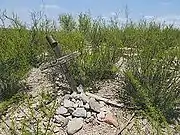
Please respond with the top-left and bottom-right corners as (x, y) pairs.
(85, 92), (124, 108)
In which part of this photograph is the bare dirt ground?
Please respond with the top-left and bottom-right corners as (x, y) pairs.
(0, 65), (179, 135)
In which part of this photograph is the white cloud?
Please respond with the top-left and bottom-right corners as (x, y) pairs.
(137, 14), (180, 28)
(141, 15), (180, 28)
(144, 15), (155, 20)
(111, 12), (117, 16)
(40, 4), (60, 9)
(39, 4), (69, 21)
(155, 15), (180, 25)
(157, 15), (180, 22)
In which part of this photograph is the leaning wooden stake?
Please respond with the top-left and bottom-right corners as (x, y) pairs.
(46, 35), (77, 92)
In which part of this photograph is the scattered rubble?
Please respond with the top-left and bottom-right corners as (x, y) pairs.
(53, 84), (120, 134)
(0, 66), (122, 135)
(0, 65), (177, 135)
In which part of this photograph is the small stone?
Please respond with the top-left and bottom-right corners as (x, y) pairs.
(77, 84), (84, 93)
(87, 112), (91, 118)
(58, 74), (63, 78)
(18, 112), (25, 118)
(89, 116), (94, 122)
(16, 112), (25, 121)
(55, 80), (60, 84)
(71, 92), (78, 99)
(57, 92), (62, 96)
(75, 95), (80, 100)
(85, 116), (94, 123)
(92, 118), (101, 125)
(85, 119), (90, 123)
(79, 93), (90, 103)
(142, 119), (148, 126)
(97, 112), (106, 122)
(64, 94), (71, 100)
(64, 99), (73, 108)
(62, 113), (71, 117)
(89, 98), (101, 113)
(60, 101), (64, 106)
(71, 98), (76, 103)
(73, 103), (78, 108)
(16, 117), (23, 121)
(68, 107), (75, 114)
(99, 101), (106, 108)
(56, 106), (68, 115)
(84, 103), (90, 110)
(67, 115), (73, 120)
(53, 126), (60, 133)
(31, 103), (39, 108)
(67, 118), (83, 135)
(72, 108), (87, 118)
(61, 118), (69, 127)
(55, 86), (60, 90)
(54, 115), (68, 127)
(77, 100), (84, 107)
(104, 112), (119, 127)
(100, 106), (109, 112)
(92, 112), (97, 117)
(54, 115), (65, 121)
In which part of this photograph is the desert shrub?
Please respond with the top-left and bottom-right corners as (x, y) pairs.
(0, 11), (53, 101)
(124, 22), (180, 125)
(57, 13), (123, 86)
(0, 10), (179, 134)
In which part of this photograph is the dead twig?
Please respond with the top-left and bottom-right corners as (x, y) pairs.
(116, 112), (136, 135)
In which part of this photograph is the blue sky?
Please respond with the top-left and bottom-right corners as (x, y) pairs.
(0, 0), (180, 26)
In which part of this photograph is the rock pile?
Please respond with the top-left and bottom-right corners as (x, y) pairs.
(53, 85), (119, 135)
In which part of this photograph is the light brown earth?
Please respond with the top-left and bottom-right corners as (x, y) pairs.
(0, 65), (179, 135)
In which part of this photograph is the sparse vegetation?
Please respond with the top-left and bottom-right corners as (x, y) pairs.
(0, 9), (180, 134)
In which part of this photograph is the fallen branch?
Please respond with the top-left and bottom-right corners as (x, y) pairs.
(116, 112), (135, 135)
(85, 92), (124, 108)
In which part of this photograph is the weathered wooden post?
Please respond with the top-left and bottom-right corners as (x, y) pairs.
(46, 35), (61, 57)
(46, 35), (78, 93)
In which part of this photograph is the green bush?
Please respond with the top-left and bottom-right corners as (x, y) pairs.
(0, 11), (53, 101)
(57, 13), (123, 86)
(124, 22), (180, 124)
(0, 11), (180, 134)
